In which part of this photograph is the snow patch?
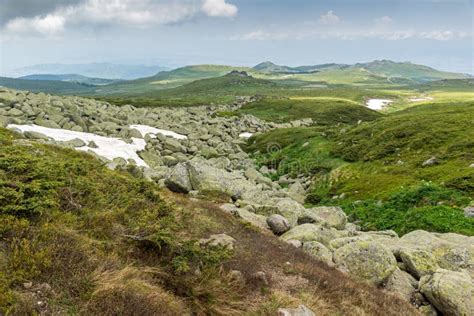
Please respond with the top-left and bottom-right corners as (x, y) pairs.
(7, 124), (148, 167)
(239, 132), (253, 138)
(366, 99), (393, 110)
(409, 97), (433, 102)
(129, 124), (187, 140)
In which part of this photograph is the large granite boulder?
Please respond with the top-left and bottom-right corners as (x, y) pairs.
(333, 241), (397, 285)
(419, 269), (473, 316)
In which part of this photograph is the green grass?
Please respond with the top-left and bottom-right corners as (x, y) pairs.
(239, 98), (381, 123)
(246, 101), (474, 235)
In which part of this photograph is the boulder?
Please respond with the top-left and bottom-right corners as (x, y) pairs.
(464, 206), (474, 218)
(419, 269), (473, 316)
(186, 161), (255, 200)
(302, 241), (334, 266)
(299, 206), (347, 229)
(235, 208), (269, 230)
(280, 223), (348, 246)
(422, 157), (439, 167)
(277, 305), (315, 316)
(199, 234), (236, 251)
(266, 214), (291, 235)
(399, 249), (439, 279)
(23, 131), (51, 141)
(384, 268), (418, 301)
(165, 162), (192, 193)
(163, 137), (186, 153)
(333, 241), (397, 285)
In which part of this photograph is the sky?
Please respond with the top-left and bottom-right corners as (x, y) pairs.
(0, 0), (473, 75)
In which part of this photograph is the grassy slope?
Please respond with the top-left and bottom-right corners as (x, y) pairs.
(0, 77), (96, 95)
(246, 101), (474, 235)
(238, 98), (381, 124)
(0, 128), (417, 315)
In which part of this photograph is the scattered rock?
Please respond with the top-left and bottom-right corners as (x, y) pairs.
(399, 249), (439, 279)
(199, 234), (236, 250)
(277, 305), (315, 316)
(302, 241), (334, 266)
(333, 241), (397, 285)
(266, 214), (291, 235)
(419, 269), (474, 316)
(422, 157), (439, 167)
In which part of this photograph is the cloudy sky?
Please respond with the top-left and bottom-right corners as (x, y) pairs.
(0, 0), (472, 74)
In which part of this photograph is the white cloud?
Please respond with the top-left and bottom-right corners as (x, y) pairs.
(6, 14), (65, 36)
(375, 16), (393, 27)
(2, 0), (238, 37)
(318, 11), (340, 25)
(232, 28), (470, 42)
(232, 30), (288, 40)
(202, 0), (238, 17)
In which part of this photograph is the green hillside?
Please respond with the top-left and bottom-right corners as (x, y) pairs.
(246, 101), (474, 235)
(0, 77), (96, 95)
(0, 128), (416, 315)
(19, 74), (119, 85)
(238, 98), (381, 124)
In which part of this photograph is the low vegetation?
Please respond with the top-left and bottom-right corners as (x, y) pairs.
(247, 101), (474, 235)
(0, 128), (417, 315)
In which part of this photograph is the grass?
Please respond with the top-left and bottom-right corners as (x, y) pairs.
(0, 127), (418, 315)
(246, 101), (474, 235)
(238, 98), (382, 124)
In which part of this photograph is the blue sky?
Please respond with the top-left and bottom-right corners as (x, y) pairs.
(0, 0), (472, 74)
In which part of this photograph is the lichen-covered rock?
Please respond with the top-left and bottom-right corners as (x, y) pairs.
(235, 208), (269, 230)
(280, 223), (348, 246)
(419, 269), (474, 316)
(333, 241), (397, 285)
(384, 268), (418, 301)
(266, 214), (291, 235)
(399, 249), (439, 279)
(186, 161), (255, 200)
(299, 206), (347, 229)
(199, 234), (236, 250)
(302, 241), (334, 266)
(23, 131), (50, 141)
(165, 163), (193, 193)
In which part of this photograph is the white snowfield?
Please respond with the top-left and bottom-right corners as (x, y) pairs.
(8, 124), (150, 167)
(239, 132), (253, 138)
(130, 124), (187, 140)
(366, 99), (393, 110)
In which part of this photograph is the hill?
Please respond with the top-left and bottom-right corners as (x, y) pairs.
(18, 74), (119, 85)
(0, 127), (418, 315)
(0, 77), (96, 95)
(253, 61), (347, 74)
(247, 101), (474, 235)
(8, 63), (166, 80)
(351, 60), (470, 82)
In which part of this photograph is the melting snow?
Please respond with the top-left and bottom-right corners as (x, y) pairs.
(7, 124), (148, 167)
(366, 99), (393, 110)
(129, 124), (187, 140)
(409, 97), (433, 102)
(239, 132), (253, 138)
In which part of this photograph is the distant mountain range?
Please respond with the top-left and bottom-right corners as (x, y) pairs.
(0, 60), (471, 96)
(19, 74), (120, 85)
(7, 63), (167, 80)
(252, 60), (471, 81)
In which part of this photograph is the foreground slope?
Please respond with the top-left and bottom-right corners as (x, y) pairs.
(0, 128), (417, 315)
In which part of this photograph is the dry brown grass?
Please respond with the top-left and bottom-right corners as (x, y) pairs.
(83, 266), (188, 315)
(166, 191), (420, 316)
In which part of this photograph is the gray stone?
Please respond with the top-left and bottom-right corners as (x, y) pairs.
(400, 248), (439, 279)
(384, 268), (418, 301)
(420, 269), (473, 316)
(266, 214), (291, 235)
(333, 241), (397, 285)
(23, 131), (50, 141)
(277, 305), (315, 316)
(199, 234), (236, 251)
(302, 241), (334, 266)
(165, 162), (193, 193)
